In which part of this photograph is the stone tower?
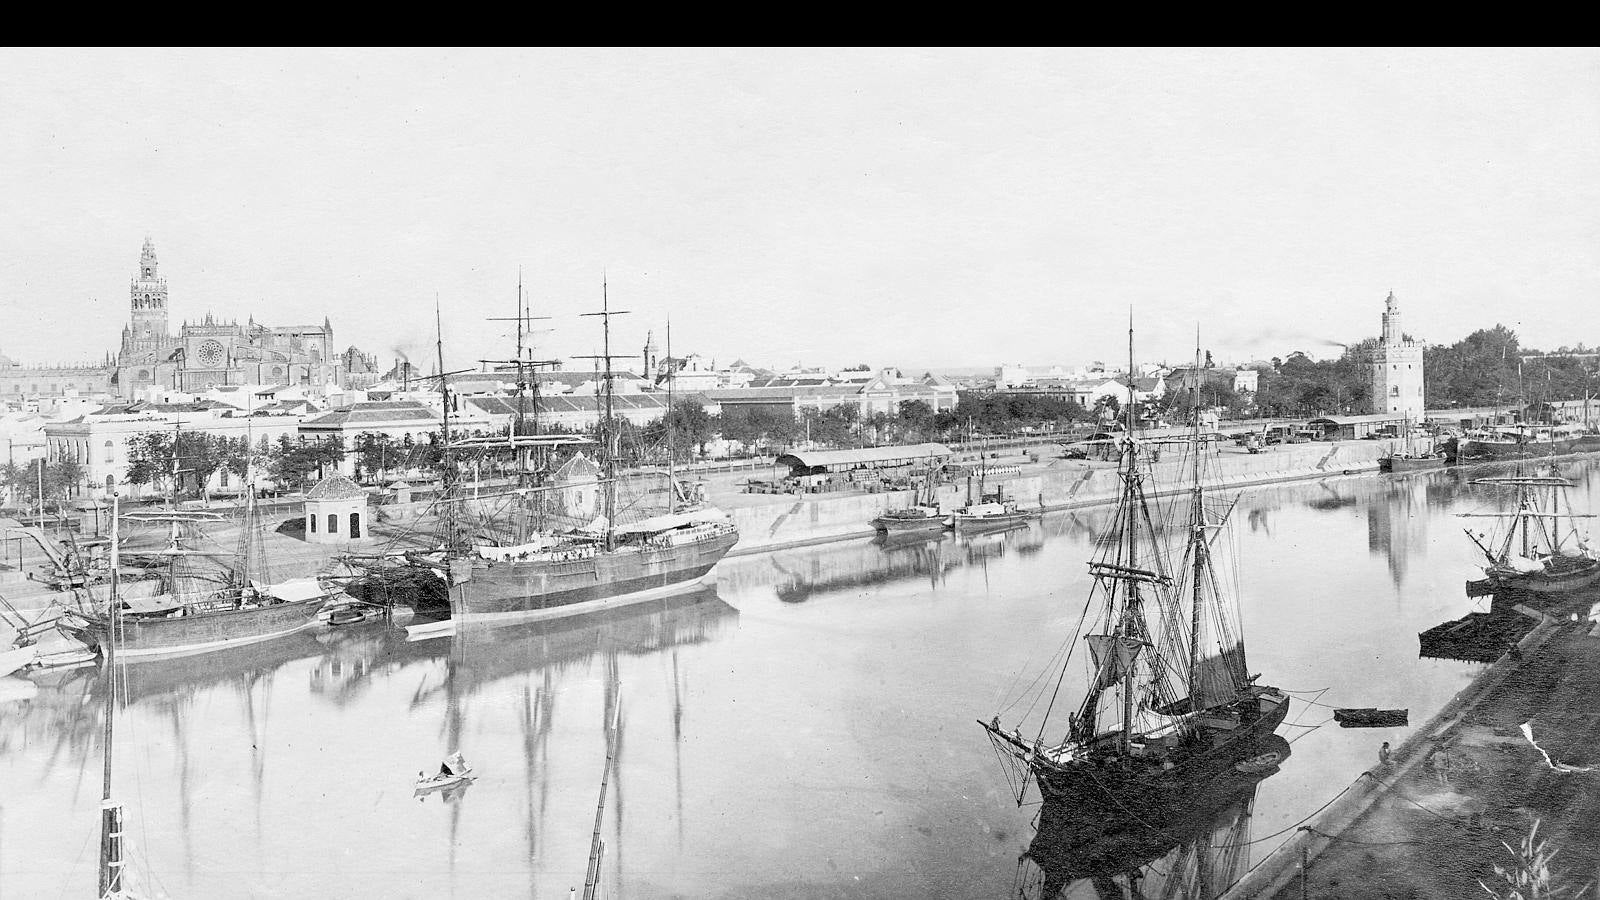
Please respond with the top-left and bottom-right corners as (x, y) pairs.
(125, 237), (170, 352)
(1370, 291), (1425, 418)
(643, 329), (659, 379)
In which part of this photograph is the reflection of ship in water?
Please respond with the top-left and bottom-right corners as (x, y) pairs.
(956, 522), (1043, 562)
(26, 587), (737, 720)
(769, 536), (960, 603)
(1018, 733), (1290, 900)
(731, 523), (1045, 604)
(17, 585), (737, 898)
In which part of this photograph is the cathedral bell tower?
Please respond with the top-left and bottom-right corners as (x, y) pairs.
(126, 237), (170, 352)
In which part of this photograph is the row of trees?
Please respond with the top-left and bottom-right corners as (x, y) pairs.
(1245, 327), (1600, 418)
(120, 432), (348, 500)
(0, 459), (85, 512)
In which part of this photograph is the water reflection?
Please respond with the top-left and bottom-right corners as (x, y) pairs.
(3, 588), (736, 898)
(1019, 735), (1291, 900)
(723, 524), (1051, 605)
(8, 459), (1600, 897)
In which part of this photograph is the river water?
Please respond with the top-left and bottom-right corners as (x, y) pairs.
(3, 459), (1595, 899)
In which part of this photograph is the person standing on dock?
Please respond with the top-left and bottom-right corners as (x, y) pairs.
(1429, 747), (1450, 786)
(1379, 741), (1391, 766)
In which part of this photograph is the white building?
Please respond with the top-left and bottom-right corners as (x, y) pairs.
(44, 404), (305, 499)
(1370, 292), (1425, 418)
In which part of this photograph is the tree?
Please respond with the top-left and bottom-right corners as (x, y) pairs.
(354, 432), (395, 483)
(2, 459), (82, 511)
(898, 399), (934, 428)
(656, 400), (714, 459)
(267, 435), (346, 492)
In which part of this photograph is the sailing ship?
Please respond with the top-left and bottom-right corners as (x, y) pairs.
(980, 333), (1289, 809)
(1378, 416), (1446, 473)
(1018, 734), (1289, 900)
(1460, 474), (1600, 594)
(57, 486), (333, 659)
(93, 497), (142, 898)
(872, 455), (949, 534)
(398, 283), (739, 630)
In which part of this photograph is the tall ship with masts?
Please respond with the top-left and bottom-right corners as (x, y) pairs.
(980, 332), (1289, 809)
(1461, 474), (1600, 594)
(57, 426), (333, 659)
(400, 281), (739, 627)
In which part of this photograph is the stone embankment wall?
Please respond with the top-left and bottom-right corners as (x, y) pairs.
(725, 441), (1392, 555)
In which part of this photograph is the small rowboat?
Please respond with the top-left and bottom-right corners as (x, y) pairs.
(328, 606), (377, 626)
(414, 770), (476, 794)
(1333, 707), (1409, 728)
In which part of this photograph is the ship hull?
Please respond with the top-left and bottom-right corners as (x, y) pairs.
(953, 512), (1035, 531)
(59, 597), (330, 659)
(1033, 691), (1291, 807)
(1457, 437), (1584, 462)
(446, 530), (739, 623)
(873, 514), (948, 534)
(1487, 557), (1600, 595)
(1379, 455), (1446, 473)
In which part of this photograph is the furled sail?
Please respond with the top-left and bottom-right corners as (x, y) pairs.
(1191, 639), (1248, 710)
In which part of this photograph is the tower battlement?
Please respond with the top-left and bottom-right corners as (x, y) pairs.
(1371, 291), (1425, 417)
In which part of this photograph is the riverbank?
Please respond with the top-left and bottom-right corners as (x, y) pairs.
(1223, 604), (1600, 899)
(715, 438), (1395, 555)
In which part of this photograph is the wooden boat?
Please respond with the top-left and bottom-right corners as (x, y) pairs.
(981, 335), (1290, 807)
(872, 505), (949, 534)
(1333, 707), (1409, 728)
(1460, 475), (1600, 594)
(414, 770), (477, 794)
(1379, 416), (1447, 472)
(873, 453), (950, 533)
(1379, 452), (1446, 473)
(55, 487), (336, 659)
(1457, 424), (1586, 462)
(327, 606), (377, 626)
(372, 295), (739, 629)
(1020, 734), (1288, 900)
(951, 497), (1036, 530)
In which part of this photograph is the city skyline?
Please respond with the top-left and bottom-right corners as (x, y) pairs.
(3, 48), (1598, 371)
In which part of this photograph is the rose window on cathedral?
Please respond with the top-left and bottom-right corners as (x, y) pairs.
(197, 340), (226, 368)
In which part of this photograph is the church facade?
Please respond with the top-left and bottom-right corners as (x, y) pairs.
(1369, 291), (1425, 418)
(112, 238), (373, 398)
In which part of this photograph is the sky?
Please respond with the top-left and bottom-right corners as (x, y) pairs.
(1, 48), (1597, 374)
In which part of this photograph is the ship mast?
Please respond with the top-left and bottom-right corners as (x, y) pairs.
(1120, 313), (1140, 753)
(484, 274), (559, 537)
(1188, 334), (1205, 716)
(98, 495), (125, 898)
(576, 278), (631, 551)
(436, 299), (459, 553)
(665, 318), (676, 514)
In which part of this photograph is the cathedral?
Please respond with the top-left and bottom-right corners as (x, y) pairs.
(112, 238), (374, 398)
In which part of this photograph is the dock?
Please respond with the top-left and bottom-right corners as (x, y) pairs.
(1224, 605), (1600, 899)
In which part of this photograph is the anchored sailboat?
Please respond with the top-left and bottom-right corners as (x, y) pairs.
(1379, 414), (1446, 473)
(400, 281), (739, 631)
(1460, 475), (1600, 594)
(979, 328), (1289, 809)
(93, 497), (147, 899)
(58, 486), (333, 659)
(872, 451), (949, 534)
